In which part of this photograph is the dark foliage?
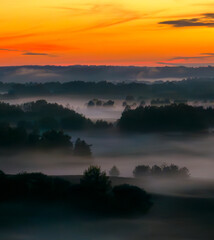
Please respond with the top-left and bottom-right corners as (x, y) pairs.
(40, 130), (72, 149)
(73, 138), (92, 157)
(103, 100), (114, 106)
(118, 104), (214, 132)
(73, 166), (152, 215)
(80, 166), (111, 193)
(0, 126), (92, 156)
(0, 168), (152, 216)
(133, 164), (190, 178)
(0, 172), (70, 201)
(0, 100), (111, 131)
(109, 166), (120, 177)
(3, 72), (214, 99)
(87, 99), (114, 107)
(125, 96), (135, 101)
(94, 120), (113, 129)
(112, 184), (152, 214)
(151, 98), (170, 105)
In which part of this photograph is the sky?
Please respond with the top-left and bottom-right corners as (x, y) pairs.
(1, 0), (214, 66)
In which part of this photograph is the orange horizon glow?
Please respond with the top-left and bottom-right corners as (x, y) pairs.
(1, 0), (214, 67)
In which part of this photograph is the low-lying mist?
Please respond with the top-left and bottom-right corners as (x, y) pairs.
(1, 131), (214, 180)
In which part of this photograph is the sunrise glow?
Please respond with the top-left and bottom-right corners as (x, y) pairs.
(1, 0), (214, 66)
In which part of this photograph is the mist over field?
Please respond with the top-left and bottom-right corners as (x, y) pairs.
(1, 85), (214, 240)
(2, 0), (214, 238)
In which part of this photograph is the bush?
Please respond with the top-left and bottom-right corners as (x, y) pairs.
(112, 184), (152, 214)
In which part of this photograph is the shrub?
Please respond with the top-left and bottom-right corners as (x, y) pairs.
(112, 184), (152, 214)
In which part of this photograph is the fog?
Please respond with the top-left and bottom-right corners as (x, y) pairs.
(1, 131), (214, 180)
(1, 96), (214, 239)
(1, 97), (214, 179)
(3, 96), (125, 121)
(4, 96), (214, 122)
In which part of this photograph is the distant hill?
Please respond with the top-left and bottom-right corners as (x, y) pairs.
(1, 77), (214, 99)
(1, 65), (214, 83)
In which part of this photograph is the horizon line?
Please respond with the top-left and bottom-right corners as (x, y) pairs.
(0, 64), (214, 68)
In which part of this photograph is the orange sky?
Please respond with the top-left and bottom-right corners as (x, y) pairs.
(1, 0), (214, 66)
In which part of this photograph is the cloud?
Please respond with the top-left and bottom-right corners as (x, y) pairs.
(159, 13), (214, 27)
(157, 53), (214, 66)
(0, 33), (36, 41)
(0, 48), (57, 57)
(202, 53), (214, 56)
(169, 53), (214, 61)
(72, 17), (140, 33)
(49, 3), (143, 33)
(157, 62), (181, 66)
(0, 48), (19, 52)
(22, 52), (49, 56)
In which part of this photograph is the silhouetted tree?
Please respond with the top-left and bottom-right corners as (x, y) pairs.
(94, 120), (113, 129)
(118, 104), (214, 132)
(28, 130), (40, 146)
(109, 166), (120, 177)
(0, 170), (5, 177)
(87, 100), (95, 107)
(133, 164), (190, 178)
(80, 166), (111, 193)
(74, 138), (92, 157)
(40, 130), (72, 148)
(103, 100), (114, 107)
(133, 165), (150, 177)
(38, 117), (59, 130)
(126, 95), (135, 101)
(151, 165), (162, 176)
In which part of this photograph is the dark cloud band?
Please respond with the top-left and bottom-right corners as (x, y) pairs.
(159, 13), (214, 27)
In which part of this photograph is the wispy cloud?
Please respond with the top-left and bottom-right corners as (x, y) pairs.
(48, 3), (146, 33)
(0, 48), (19, 52)
(0, 33), (36, 41)
(71, 17), (140, 33)
(158, 53), (214, 66)
(159, 13), (214, 27)
(0, 48), (56, 57)
(157, 62), (181, 66)
(22, 52), (57, 57)
(169, 53), (214, 61)
(22, 52), (49, 56)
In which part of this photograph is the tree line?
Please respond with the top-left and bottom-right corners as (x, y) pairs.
(0, 100), (112, 131)
(2, 77), (214, 99)
(0, 125), (92, 157)
(0, 166), (152, 216)
(118, 104), (214, 132)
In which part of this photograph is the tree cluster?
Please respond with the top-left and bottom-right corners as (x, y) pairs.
(118, 104), (214, 132)
(0, 126), (92, 157)
(0, 167), (152, 216)
(133, 164), (190, 178)
(87, 99), (114, 107)
(0, 100), (112, 131)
